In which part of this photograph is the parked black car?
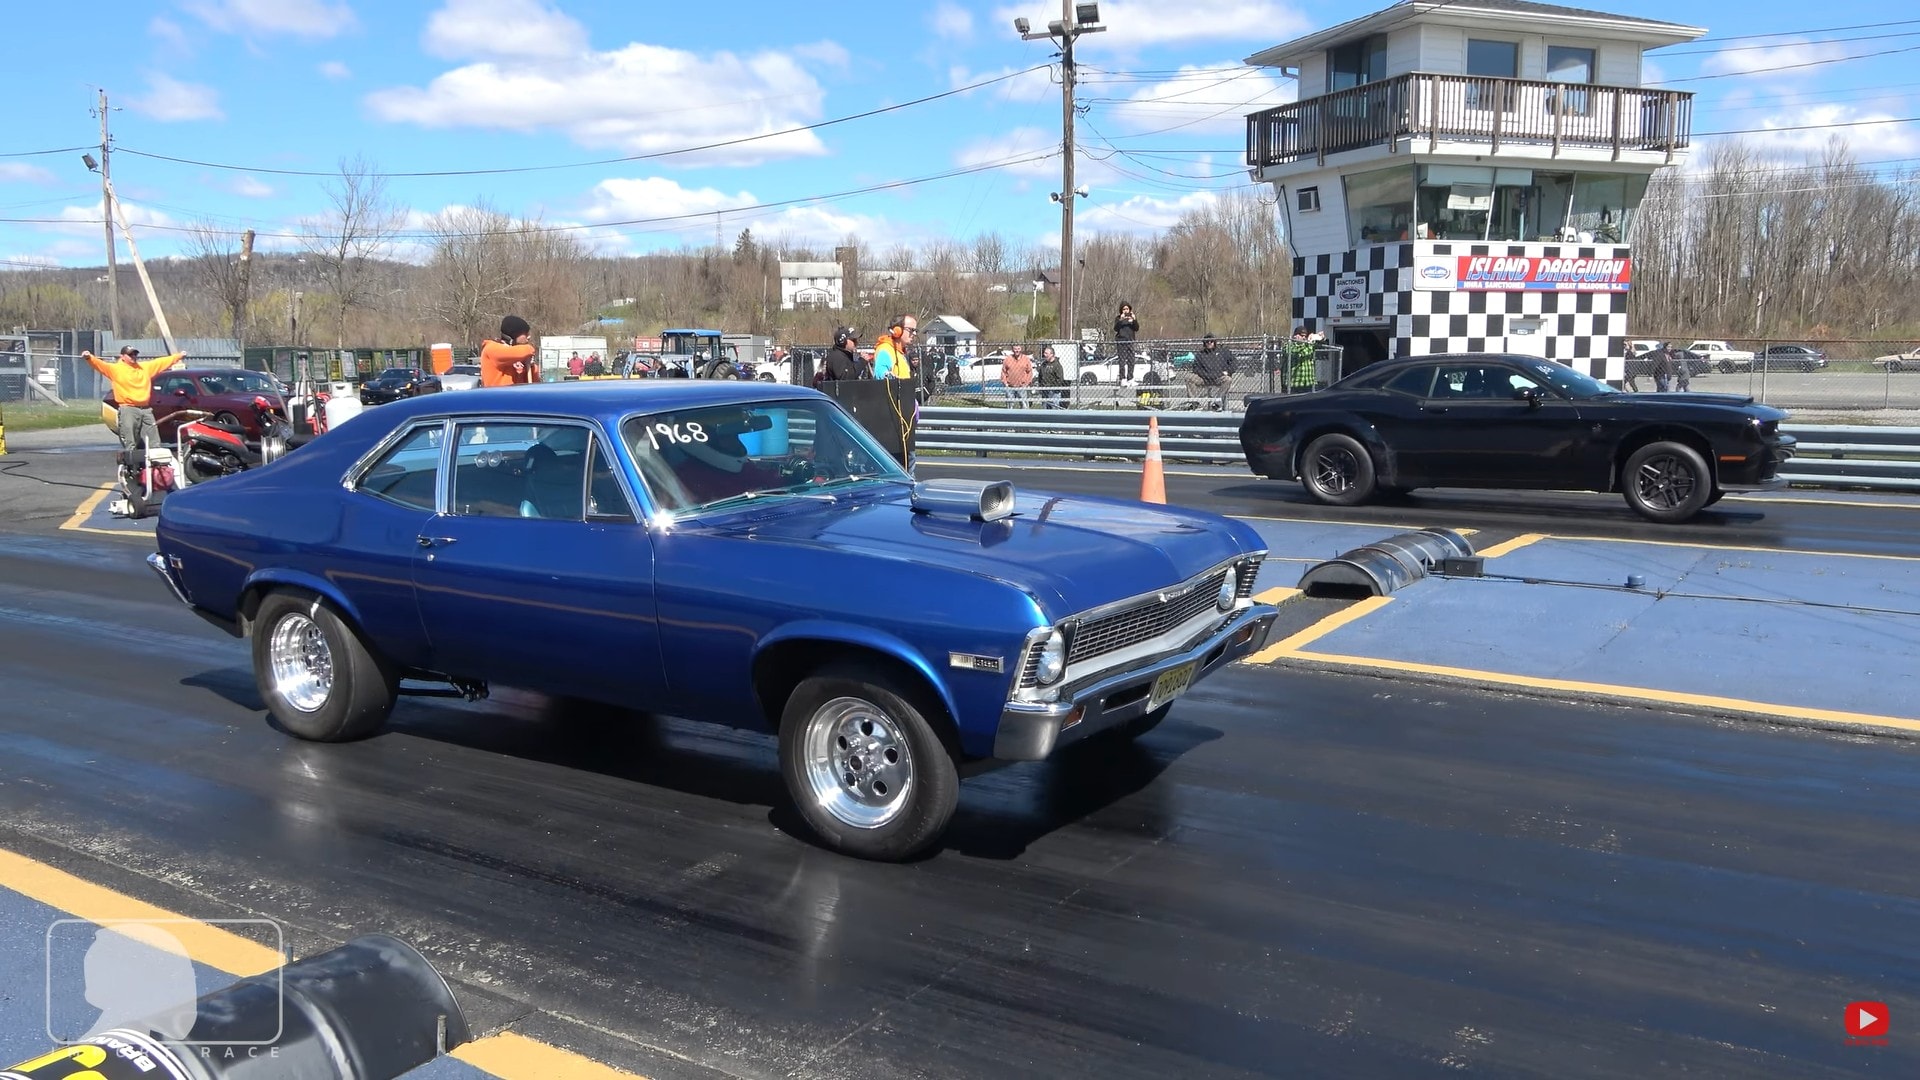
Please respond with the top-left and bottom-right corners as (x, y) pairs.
(1239, 353), (1796, 523)
(359, 367), (443, 405)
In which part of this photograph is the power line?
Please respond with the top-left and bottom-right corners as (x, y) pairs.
(113, 64), (1051, 180)
(0, 145), (91, 158)
(1651, 43), (1920, 83)
(1655, 29), (1920, 57)
(1695, 114), (1920, 136)
(1654, 18), (1920, 46)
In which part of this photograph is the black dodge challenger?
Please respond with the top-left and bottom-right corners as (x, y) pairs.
(1238, 353), (1796, 523)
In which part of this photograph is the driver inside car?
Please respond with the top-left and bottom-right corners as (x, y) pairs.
(662, 428), (787, 504)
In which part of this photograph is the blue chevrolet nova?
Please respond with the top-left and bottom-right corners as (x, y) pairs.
(149, 381), (1278, 860)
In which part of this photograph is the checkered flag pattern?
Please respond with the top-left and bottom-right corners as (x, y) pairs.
(1293, 242), (1631, 383)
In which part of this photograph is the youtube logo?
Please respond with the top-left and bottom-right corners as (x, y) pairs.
(1846, 1001), (1890, 1043)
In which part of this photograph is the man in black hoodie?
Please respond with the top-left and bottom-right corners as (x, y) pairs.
(822, 326), (867, 381)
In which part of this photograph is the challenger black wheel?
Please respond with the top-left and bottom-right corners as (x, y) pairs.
(780, 663), (959, 861)
(1300, 433), (1377, 506)
(1622, 441), (1712, 523)
(251, 591), (396, 742)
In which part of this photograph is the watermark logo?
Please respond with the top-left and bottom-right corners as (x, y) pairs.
(45, 918), (284, 1048)
(1845, 1000), (1890, 1046)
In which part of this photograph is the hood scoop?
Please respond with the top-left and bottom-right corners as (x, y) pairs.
(911, 478), (1016, 521)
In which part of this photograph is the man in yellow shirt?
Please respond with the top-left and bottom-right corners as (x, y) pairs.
(85, 346), (184, 455)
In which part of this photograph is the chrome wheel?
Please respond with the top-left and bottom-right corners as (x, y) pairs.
(801, 697), (915, 830)
(1633, 452), (1698, 511)
(268, 612), (334, 714)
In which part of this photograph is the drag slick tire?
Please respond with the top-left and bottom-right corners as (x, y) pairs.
(1300, 433), (1376, 506)
(780, 663), (959, 861)
(251, 591), (396, 742)
(1622, 440), (1712, 523)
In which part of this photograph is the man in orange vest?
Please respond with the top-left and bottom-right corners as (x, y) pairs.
(480, 315), (540, 387)
(85, 345), (184, 455)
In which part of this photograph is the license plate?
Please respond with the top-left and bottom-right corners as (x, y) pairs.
(1148, 662), (1196, 710)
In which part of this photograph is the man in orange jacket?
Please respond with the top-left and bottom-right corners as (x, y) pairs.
(480, 315), (540, 387)
(85, 345), (184, 455)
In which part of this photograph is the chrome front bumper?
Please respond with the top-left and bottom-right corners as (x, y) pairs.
(992, 603), (1279, 760)
(146, 551), (192, 607)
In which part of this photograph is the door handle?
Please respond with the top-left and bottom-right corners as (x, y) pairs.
(1422, 405), (1448, 414)
(417, 535), (457, 549)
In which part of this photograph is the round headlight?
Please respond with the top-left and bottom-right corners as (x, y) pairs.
(1035, 630), (1066, 685)
(1217, 567), (1239, 611)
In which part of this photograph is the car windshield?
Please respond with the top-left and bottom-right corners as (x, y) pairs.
(622, 399), (909, 517)
(218, 370), (280, 394)
(1513, 357), (1616, 400)
(376, 368), (412, 380)
(450, 365), (479, 375)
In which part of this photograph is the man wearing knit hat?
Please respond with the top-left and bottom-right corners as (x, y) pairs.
(480, 315), (539, 386)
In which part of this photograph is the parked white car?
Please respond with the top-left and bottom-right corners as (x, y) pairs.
(439, 363), (482, 391)
(1871, 346), (1920, 373)
(1684, 340), (1757, 373)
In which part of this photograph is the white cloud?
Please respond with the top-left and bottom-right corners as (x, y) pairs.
(584, 176), (756, 223)
(793, 41), (852, 71)
(56, 199), (177, 233)
(150, 16), (192, 50)
(1103, 63), (1292, 135)
(367, 37), (831, 164)
(129, 75), (224, 122)
(949, 63), (1057, 104)
(318, 60), (352, 80)
(954, 126), (1060, 179)
(932, 2), (973, 40)
(229, 176), (275, 198)
(0, 163), (58, 185)
(1702, 40), (1846, 79)
(1641, 57), (1667, 87)
(183, 0), (358, 39)
(1077, 191), (1219, 233)
(1734, 105), (1919, 159)
(994, 0), (1310, 47)
(423, 0), (587, 60)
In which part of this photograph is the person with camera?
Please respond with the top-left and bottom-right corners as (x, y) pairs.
(480, 315), (539, 387)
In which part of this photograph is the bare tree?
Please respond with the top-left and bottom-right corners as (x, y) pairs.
(182, 221), (256, 345)
(304, 155), (403, 347)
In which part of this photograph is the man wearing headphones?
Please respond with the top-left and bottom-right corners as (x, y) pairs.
(872, 315), (915, 379)
(823, 327), (867, 381)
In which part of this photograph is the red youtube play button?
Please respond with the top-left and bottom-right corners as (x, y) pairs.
(1846, 1001), (1890, 1039)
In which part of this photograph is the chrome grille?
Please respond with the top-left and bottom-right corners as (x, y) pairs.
(1017, 640), (1045, 688)
(1236, 555), (1264, 600)
(1067, 570), (1228, 664)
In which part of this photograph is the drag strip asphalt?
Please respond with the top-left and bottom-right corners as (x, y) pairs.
(1, 535), (1917, 1077)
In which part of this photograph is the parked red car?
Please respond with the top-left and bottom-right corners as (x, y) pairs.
(148, 369), (289, 440)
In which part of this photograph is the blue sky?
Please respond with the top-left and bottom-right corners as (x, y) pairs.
(2, 0), (1915, 270)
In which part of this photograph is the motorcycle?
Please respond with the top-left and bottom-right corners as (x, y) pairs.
(176, 395), (312, 484)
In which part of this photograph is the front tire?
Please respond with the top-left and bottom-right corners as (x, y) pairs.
(251, 591), (396, 741)
(1300, 433), (1377, 506)
(779, 663), (959, 861)
(1622, 441), (1712, 523)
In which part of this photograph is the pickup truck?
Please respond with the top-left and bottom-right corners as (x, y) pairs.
(1683, 340), (1756, 373)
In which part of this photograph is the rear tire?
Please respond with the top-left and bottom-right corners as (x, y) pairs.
(1300, 433), (1377, 506)
(1622, 441), (1712, 523)
(251, 591), (396, 741)
(779, 663), (959, 861)
(214, 411), (240, 428)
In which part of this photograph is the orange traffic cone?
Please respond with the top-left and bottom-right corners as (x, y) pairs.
(1140, 414), (1166, 504)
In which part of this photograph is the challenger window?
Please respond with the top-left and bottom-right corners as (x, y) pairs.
(623, 399), (909, 516)
(1432, 364), (1521, 400)
(1382, 366), (1437, 397)
(358, 425), (444, 511)
(450, 421), (591, 520)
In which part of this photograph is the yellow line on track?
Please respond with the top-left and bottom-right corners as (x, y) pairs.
(1267, 649), (1920, 736)
(58, 482), (114, 532)
(1520, 532), (1920, 563)
(1476, 532), (1547, 558)
(453, 1032), (652, 1079)
(1252, 587), (1301, 605)
(0, 847), (281, 976)
(1247, 596), (1393, 663)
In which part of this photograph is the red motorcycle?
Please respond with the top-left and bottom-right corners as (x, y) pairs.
(176, 395), (312, 484)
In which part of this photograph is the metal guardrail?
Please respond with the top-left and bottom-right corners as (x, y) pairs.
(915, 407), (1920, 491)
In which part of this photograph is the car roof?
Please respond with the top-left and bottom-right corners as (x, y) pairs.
(1352, 352), (1542, 371)
(370, 378), (828, 425)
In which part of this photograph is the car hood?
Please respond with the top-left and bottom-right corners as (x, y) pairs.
(1600, 392), (1789, 419)
(696, 488), (1256, 617)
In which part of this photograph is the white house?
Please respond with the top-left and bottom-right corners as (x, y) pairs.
(1243, 0), (1704, 384)
(779, 261), (844, 310)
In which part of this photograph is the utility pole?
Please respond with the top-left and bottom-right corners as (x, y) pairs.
(96, 89), (122, 339)
(237, 228), (256, 361)
(101, 175), (177, 353)
(1017, 3), (1103, 342)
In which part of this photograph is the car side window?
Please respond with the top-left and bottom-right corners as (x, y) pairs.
(358, 425), (444, 511)
(451, 421), (592, 521)
(587, 438), (637, 523)
(1431, 365), (1513, 400)
(199, 375), (227, 394)
(158, 374), (195, 395)
(1382, 366), (1436, 397)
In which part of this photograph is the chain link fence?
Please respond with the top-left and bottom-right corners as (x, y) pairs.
(1629, 336), (1920, 412)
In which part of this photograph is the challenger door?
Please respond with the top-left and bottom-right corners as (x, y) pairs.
(1414, 361), (1585, 486)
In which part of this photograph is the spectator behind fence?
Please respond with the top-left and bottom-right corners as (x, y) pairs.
(1186, 333), (1235, 409)
(1001, 343), (1035, 408)
(1113, 302), (1140, 384)
(873, 315), (915, 379)
(1037, 344), (1067, 408)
